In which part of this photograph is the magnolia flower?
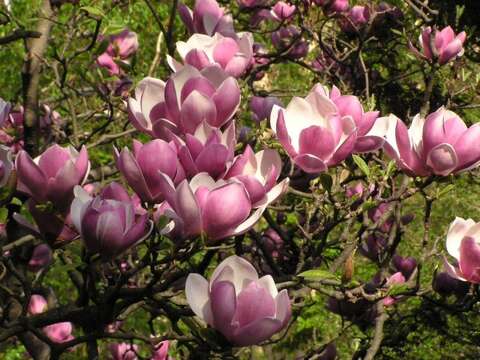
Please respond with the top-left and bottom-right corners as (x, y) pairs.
(314, 0), (349, 13)
(0, 103), (24, 153)
(340, 5), (370, 32)
(28, 244), (53, 272)
(185, 255), (291, 346)
(169, 32), (254, 78)
(381, 107), (480, 176)
(127, 65), (240, 139)
(270, 84), (358, 173)
(109, 343), (138, 360)
(315, 85), (382, 153)
(250, 96), (283, 124)
(224, 146), (289, 207)
(433, 271), (469, 297)
(172, 122), (236, 179)
(383, 272), (406, 306)
(151, 341), (172, 360)
(444, 217), (480, 283)
(271, 26), (308, 59)
(156, 172), (266, 241)
(178, 0), (235, 37)
(71, 185), (153, 259)
(115, 139), (185, 203)
(96, 29), (139, 76)
(409, 26), (466, 65)
(270, 2), (296, 21)
(28, 294), (48, 315)
(392, 255), (417, 279)
(16, 144), (90, 212)
(44, 322), (74, 343)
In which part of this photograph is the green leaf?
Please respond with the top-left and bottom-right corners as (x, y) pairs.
(385, 160), (396, 178)
(387, 283), (410, 296)
(437, 184), (455, 198)
(0, 207), (7, 223)
(80, 6), (105, 18)
(352, 155), (370, 178)
(361, 200), (377, 211)
(319, 173), (333, 193)
(298, 269), (339, 281)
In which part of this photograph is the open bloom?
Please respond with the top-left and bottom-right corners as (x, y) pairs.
(109, 343), (138, 360)
(127, 65), (240, 139)
(115, 139), (185, 203)
(169, 32), (253, 78)
(270, 84), (358, 173)
(71, 185), (152, 259)
(382, 107), (480, 176)
(444, 217), (480, 283)
(409, 26), (466, 65)
(16, 144), (90, 212)
(96, 29), (139, 76)
(315, 85), (382, 153)
(224, 146), (289, 207)
(172, 122), (236, 179)
(156, 172), (266, 241)
(185, 255), (291, 346)
(178, 0), (235, 37)
(270, 2), (296, 21)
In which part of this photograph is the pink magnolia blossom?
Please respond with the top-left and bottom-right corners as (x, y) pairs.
(383, 272), (406, 306)
(96, 29), (138, 76)
(43, 322), (74, 343)
(409, 26), (466, 65)
(0, 102), (24, 153)
(127, 65), (240, 139)
(316, 84), (383, 152)
(71, 185), (153, 259)
(224, 146), (289, 207)
(314, 0), (349, 13)
(169, 32), (254, 78)
(171, 121), (236, 179)
(178, 0), (235, 37)
(28, 294), (48, 315)
(156, 172), (268, 241)
(340, 5), (370, 32)
(115, 139), (185, 203)
(270, 84), (358, 173)
(185, 255), (291, 346)
(444, 217), (480, 284)
(151, 341), (172, 360)
(109, 343), (138, 360)
(271, 26), (308, 59)
(16, 144), (90, 212)
(270, 2), (296, 21)
(381, 107), (480, 176)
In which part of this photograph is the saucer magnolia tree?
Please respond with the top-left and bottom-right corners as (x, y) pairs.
(1, 0), (480, 359)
